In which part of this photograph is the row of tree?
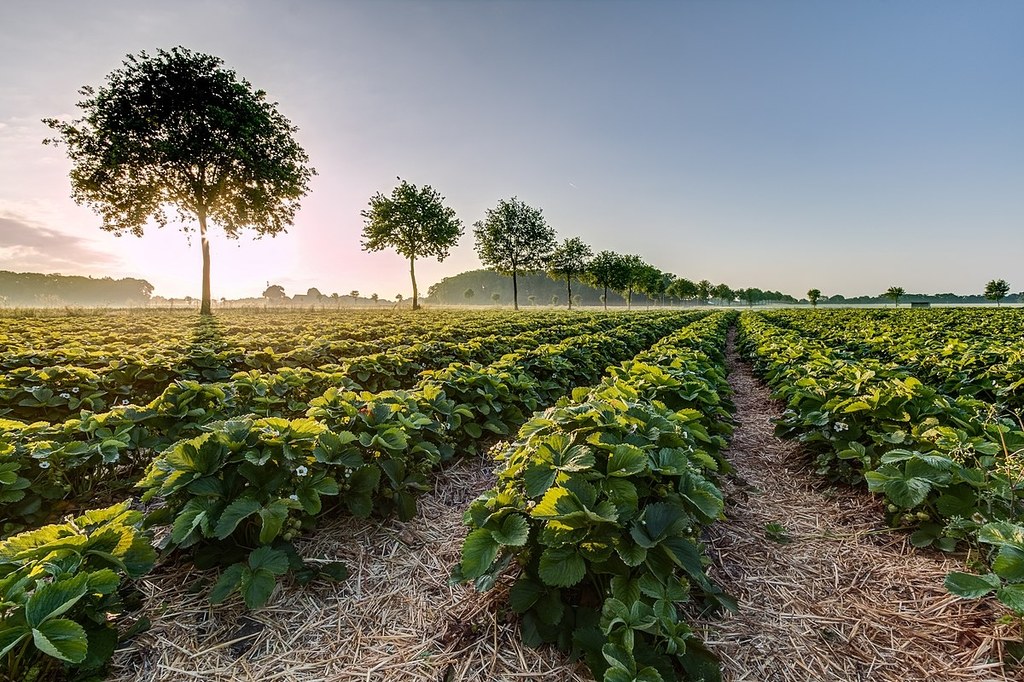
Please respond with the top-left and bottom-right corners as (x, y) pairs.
(805, 280), (1019, 307)
(362, 183), (800, 311)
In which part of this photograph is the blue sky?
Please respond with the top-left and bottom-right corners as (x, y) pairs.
(0, 0), (1021, 299)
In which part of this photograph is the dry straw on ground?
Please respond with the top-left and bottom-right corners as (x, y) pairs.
(688, 336), (1017, 682)
(110, 334), (1018, 682)
(111, 456), (590, 682)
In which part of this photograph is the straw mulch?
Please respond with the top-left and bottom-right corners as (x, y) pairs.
(110, 457), (589, 681)
(688, 333), (1018, 682)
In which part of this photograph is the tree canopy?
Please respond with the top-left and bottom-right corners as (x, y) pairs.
(884, 286), (906, 307)
(583, 251), (628, 310)
(984, 279), (1010, 305)
(546, 237), (593, 310)
(361, 178), (463, 310)
(807, 288), (822, 307)
(473, 197), (556, 310)
(44, 47), (315, 315)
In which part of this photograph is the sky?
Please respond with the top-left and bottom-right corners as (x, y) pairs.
(0, 0), (1021, 300)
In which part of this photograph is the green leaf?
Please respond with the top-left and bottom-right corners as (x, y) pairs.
(944, 572), (1000, 598)
(26, 573), (89, 627)
(32, 618), (88, 663)
(993, 546), (1024, 582)
(885, 477), (931, 509)
(87, 568), (121, 595)
(241, 568), (278, 609)
(0, 626), (29, 658)
(461, 528), (500, 579)
(997, 584), (1024, 615)
(538, 546), (586, 588)
(607, 444), (647, 477)
(509, 577), (545, 613)
(209, 563), (245, 604)
(492, 514), (530, 546)
(214, 497), (261, 539)
(248, 546), (290, 574)
(258, 502), (289, 544)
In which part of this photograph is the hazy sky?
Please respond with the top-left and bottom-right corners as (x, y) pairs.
(1, 0), (1021, 300)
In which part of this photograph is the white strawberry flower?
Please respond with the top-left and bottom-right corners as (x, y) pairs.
(295, 465), (309, 476)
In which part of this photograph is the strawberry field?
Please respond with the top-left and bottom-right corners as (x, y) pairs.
(2, 307), (1022, 682)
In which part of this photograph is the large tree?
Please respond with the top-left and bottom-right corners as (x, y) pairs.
(807, 288), (822, 307)
(44, 47), (315, 315)
(583, 250), (628, 310)
(473, 197), (556, 310)
(545, 237), (593, 310)
(361, 178), (463, 310)
(984, 279), (1010, 306)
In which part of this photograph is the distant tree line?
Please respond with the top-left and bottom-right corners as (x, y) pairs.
(425, 270), (797, 308)
(0, 271), (153, 307)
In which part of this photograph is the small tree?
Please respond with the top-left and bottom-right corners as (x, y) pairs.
(807, 288), (822, 307)
(371, 293), (379, 305)
(491, 292), (501, 305)
(331, 292), (340, 308)
(464, 288), (475, 303)
(583, 250), (628, 311)
(473, 197), (556, 310)
(884, 286), (905, 308)
(551, 294), (560, 306)
(984, 279), (1010, 305)
(546, 237), (593, 310)
(349, 290), (360, 305)
(362, 178), (463, 310)
(528, 295), (537, 306)
(44, 47), (315, 315)
(395, 293), (404, 304)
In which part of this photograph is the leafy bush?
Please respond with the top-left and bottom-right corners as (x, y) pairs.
(0, 502), (155, 681)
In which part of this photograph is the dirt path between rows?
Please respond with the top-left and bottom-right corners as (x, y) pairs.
(690, 331), (1016, 682)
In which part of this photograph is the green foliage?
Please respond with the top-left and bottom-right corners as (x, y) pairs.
(584, 252), (630, 310)
(884, 286), (905, 307)
(43, 47), (315, 315)
(738, 309), (1024, 632)
(473, 197), (557, 310)
(806, 289), (821, 307)
(361, 178), (463, 310)
(546, 238), (594, 310)
(984, 279), (1011, 304)
(0, 502), (155, 680)
(454, 313), (736, 682)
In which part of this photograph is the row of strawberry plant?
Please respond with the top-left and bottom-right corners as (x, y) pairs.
(737, 312), (1024, 623)
(759, 309), (1024, 411)
(0, 314), (689, 537)
(1, 308), (596, 360)
(0, 313), (700, 680)
(2, 315), (688, 536)
(1, 314), (628, 423)
(452, 312), (737, 682)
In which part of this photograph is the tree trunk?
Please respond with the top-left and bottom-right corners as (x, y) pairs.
(566, 275), (572, 310)
(512, 270), (519, 311)
(627, 287), (632, 310)
(603, 284), (608, 311)
(199, 206), (212, 315)
(410, 256), (419, 310)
